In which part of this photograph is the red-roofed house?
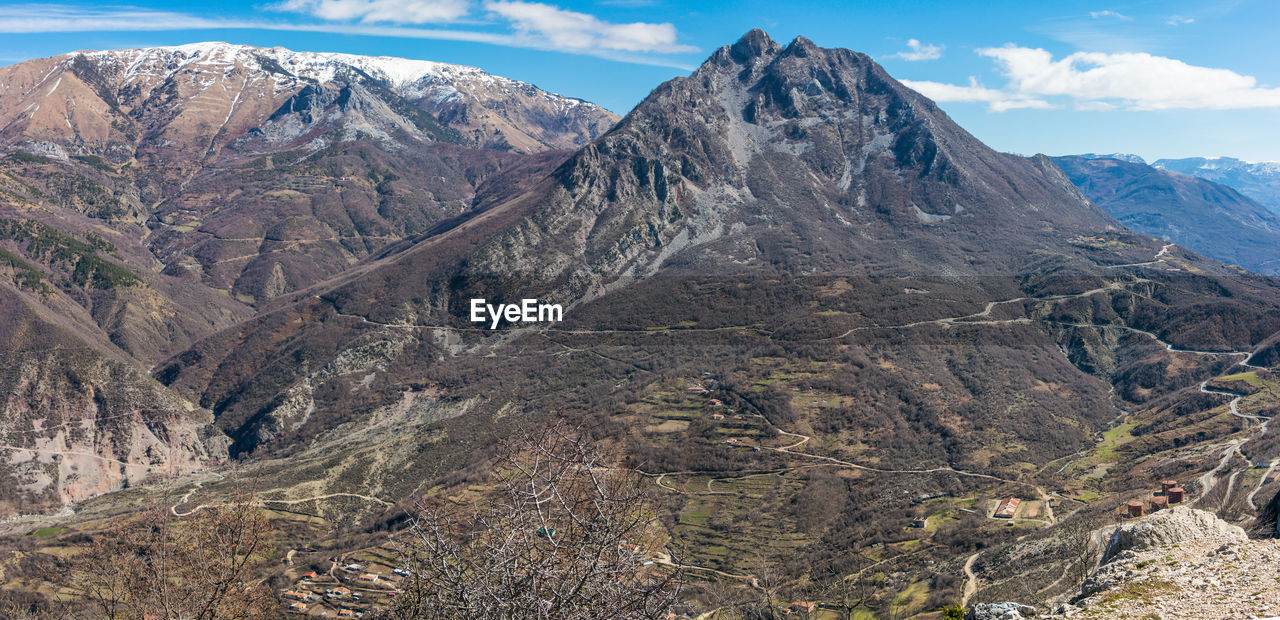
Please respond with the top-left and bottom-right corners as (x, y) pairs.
(994, 497), (1020, 519)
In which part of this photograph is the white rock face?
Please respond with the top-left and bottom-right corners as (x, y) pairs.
(969, 602), (1037, 619)
(1055, 508), (1280, 618)
(1101, 506), (1246, 563)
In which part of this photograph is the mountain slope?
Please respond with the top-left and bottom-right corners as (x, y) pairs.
(1055, 155), (1280, 275)
(159, 31), (1280, 525)
(0, 279), (221, 515)
(7, 32), (1280, 616)
(1154, 157), (1280, 215)
(0, 44), (618, 514)
(0, 44), (615, 304)
(160, 30), (1141, 450)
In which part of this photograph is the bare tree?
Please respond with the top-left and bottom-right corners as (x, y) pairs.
(818, 553), (875, 619)
(390, 419), (681, 619)
(56, 492), (273, 620)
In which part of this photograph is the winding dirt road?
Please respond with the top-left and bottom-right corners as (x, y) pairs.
(821, 280), (1139, 342)
(1193, 381), (1274, 511)
(652, 549), (760, 589)
(1103, 243), (1174, 269)
(171, 491), (391, 517)
(758, 420), (1057, 524)
(1247, 460), (1278, 512)
(961, 552), (980, 607)
(0, 444), (155, 469)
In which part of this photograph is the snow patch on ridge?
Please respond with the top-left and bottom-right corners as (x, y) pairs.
(72, 42), (597, 114)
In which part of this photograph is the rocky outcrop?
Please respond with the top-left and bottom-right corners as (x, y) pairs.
(1046, 508), (1277, 618)
(1100, 506), (1246, 563)
(969, 602), (1038, 619)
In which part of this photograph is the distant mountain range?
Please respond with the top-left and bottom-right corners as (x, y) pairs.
(1055, 155), (1280, 275)
(1152, 157), (1280, 215)
(1075, 153), (1149, 165)
(1068, 154), (1280, 217)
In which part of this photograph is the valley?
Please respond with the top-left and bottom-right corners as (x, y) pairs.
(0, 28), (1278, 620)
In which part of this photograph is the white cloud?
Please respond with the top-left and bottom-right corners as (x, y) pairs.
(899, 78), (1052, 112)
(483, 1), (695, 53)
(0, 5), (237, 32)
(907, 45), (1280, 112)
(277, 0), (470, 24)
(1166, 15), (1195, 26)
(977, 45), (1280, 110)
(1073, 100), (1118, 111)
(894, 38), (942, 61)
(0, 2), (696, 67)
(1089, 10), (1133, 21)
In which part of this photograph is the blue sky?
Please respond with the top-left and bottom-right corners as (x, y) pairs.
(2, 0), (1278, 161)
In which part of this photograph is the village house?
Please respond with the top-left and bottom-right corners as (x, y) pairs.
(994, 497), (1020, 519)
(789, 601), (818, 613)
(711, 413), (725, 420)
(358, 573), (380, 583)
(288, 602), (307, 613)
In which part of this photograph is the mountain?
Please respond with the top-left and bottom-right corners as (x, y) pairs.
(0, 44), (616, 514)
(1154, 157), (1280, 215)
(0, 43), (619, 307)
(7, 31), (1280, 618)
(1054, 155), (1280, 275)
(132, 31), (1280, 614)
(161, 29), (1140, 455)
(0, 42), (617, 160)
(1074, 153), (1147, 165)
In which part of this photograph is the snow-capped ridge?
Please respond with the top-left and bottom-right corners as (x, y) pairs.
(70, 42), (595, 110)
(0, 40), (618, 157)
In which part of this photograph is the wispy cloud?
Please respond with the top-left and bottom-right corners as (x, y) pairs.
(900, 77), (1052, 112)
(0, 4), (238, 33)
(909, 44), (1280, 112)
(1088, 10), (1133, 21)
(275, 0), (470, 24)
(1166, 15), (1195, 26)
(0, 2), (697, 67)
(483, 1), (695, 53)
(893, 38), (942, 61)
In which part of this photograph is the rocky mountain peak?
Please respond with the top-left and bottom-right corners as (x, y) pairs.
(585, 29), (1115, 263)
(727, 28), (780, 65)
